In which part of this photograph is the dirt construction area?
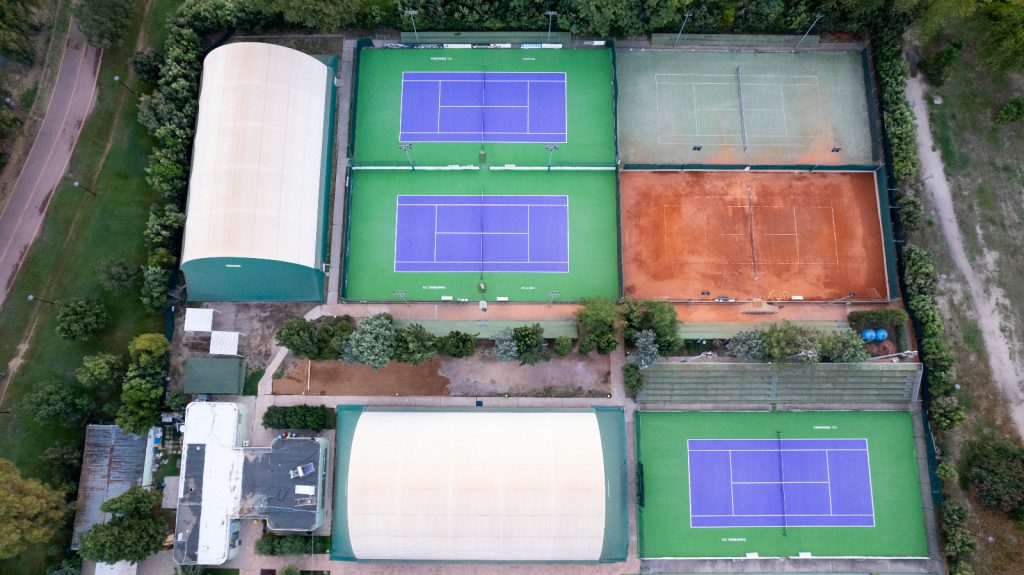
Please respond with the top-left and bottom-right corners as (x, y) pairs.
(621, 170), (889, 302)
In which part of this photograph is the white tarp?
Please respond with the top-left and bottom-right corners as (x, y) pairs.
(183, 308), (214, 332)
(209, 331), (240, 356)
(346, 411), (607, 561)
(181, 42), (330, 268)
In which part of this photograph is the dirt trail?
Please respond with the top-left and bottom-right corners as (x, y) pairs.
(907, 76), (1024, 438)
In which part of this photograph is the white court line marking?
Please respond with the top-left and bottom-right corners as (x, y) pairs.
(793, 206), (800, 263)
(433, 205), (438, 262)
(526, 80), (530, 135)
(436, 80), (442, 132)
(825, 451), (834, 515)
(780, 85), (789, 136)
(692, 84), (700, 136)
(733, 481), (829, 485)
(728, 451), (735, 514)
(436, 231), (530, 235)
(830, 204), (840, 265)
(694, 513), (873, 517)
(439, 105), (529, 108)
(527, 206), (531, 262)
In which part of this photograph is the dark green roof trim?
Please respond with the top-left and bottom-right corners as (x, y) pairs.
(594, 406), (628, 562)
(181, 257), (324, 301)
(329, 405), (363, 562)
(183, 358), (244, 394)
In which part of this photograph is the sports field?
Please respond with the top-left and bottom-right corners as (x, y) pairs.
(343, 170), (619, 302)
(636, 411), (927, 559)
(617, 49), (874, 166)
(353, 48), (615, 166)
(620, 170), (889, 302)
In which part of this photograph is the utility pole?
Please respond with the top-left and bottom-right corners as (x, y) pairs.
(544, 11), (558, 43)
(795, 13), (823, 53)
(674, 12), (692, 48)
(404, 10), (420, 41)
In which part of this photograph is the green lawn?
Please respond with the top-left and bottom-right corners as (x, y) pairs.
(352, 48), (615, 167)
(636, 410), (927, 559)
(0, 0), (178, 571)
(342, 169), (619, 302)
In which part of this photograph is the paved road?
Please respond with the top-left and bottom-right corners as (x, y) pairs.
(0, 19), (101, 309)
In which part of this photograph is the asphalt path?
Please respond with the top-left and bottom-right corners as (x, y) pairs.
(0, 19), (101, 309)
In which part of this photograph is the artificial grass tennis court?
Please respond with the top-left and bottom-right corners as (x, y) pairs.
(636, 411), (927, 559)
(342, 169), (619, 302)
(353, 48), (615, 166)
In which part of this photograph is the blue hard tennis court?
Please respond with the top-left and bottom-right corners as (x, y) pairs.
(399, 72), (568, 143)
(687, 438), (875, 528)
(394, 195), (569, 272)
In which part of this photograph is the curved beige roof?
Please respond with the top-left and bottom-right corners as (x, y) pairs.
(346, 411), (607, 561)
(182, 42), (330, 268)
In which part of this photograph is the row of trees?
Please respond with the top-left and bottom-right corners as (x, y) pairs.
(727, 322), (872, 364)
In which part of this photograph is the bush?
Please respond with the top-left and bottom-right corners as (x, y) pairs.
(929, 365), (958, 397)
(276, 316), (352, 360)
(132, 50), (165, 86)
(347, 314), (395, 370)
(143, 203), (186, 249)
(165, 391), (189, 412)
(628, 329), (659, 369)
(623, 364), (644, 398)
(261, 405), (333, 432)
(940, 499), (976, 561)
(574, 297), (617, 354)
(908, 294), (943, 339)
(116, 378), (162, 435)
(763, 321), (821, 363)
(727, 330), (766, 361)
(919, 41), (963, 86)
(76, 352), (126, 393)
(620, 299), (679, 353)
(393, 323), (438, 365)
(936, 461), (959, 483)
(896, 193), (924, 230)
(995, 97), (1024, 123)
(903, 244), (938, 296)
(846, 308), (908, 332)
(818, 330), (870, 363)
(254, 533), (331, 556)
(40, 443), (82, 487)
(930, 395), (967, 430)
(552, 336), (573, 356)
(55, 297), (110, 341)
(922, 337), (955, 374)
(967, 441), (1024, 518)
(490, 328), (518, 362)
(19, 382), (93, 428)
(280, 566), (300, 575)
(96, 259), (140, 292)
(438, 330), (476, 358)
(128, 333), (170, 367)
(512, 324), (549, 366)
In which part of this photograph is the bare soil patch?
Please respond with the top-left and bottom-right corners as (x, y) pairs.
(440, 351), (611, 396)
(273, 357), (449, 396)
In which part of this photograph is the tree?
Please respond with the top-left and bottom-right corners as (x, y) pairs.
(896, 193), (924, 230)
(347, 314), (395, 370)
(77, 352), (126, 393)
(620, 299), (679, 353)
(940, 499), (976, 562)
(727, 330), (767, 361)
(623, 363), (644, 398)
(272, 0), (358, 30)
(967, 440), (1024, 518)
(490, 328), (518, 361)
(763, 321), (821, 363)
(40, 443), (83, 486)
(628, 329), (659, 369)
(79, 485), (165, 564)
(575, 297), (618, 354)
(276, 317), (325, 358)
(512, 324), (549, 366)
(262, 405), (332, 432)
(393, 323), (438, 365)
(128, 333), (170, 368)
(55, 297), (110, 341)
(96, 258), (140, 292)
(132, 50), (165, 86)
(165, 390), (189, 412)
(73, 0), (135, 48)
(553, 336), (573, 356)
(139, 262), (172, 313)
(438, 330), (476, 358)
(143, 203), (186, 249)
(47, 556), (83, 575)
(818, 330), (870, 363)
(116, 379), (163, 435)
(19, 381), (93, 428)
(902, 244), (938, 296)
(0, 459), (68, 559)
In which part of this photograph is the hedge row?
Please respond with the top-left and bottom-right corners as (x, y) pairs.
(254, 533), (331, 556)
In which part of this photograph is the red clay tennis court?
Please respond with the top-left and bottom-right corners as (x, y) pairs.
(621, 170), (889, 302)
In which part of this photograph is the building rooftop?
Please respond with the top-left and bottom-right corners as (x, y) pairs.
(72, 425), (152, 549)
(242, 437), (327, 531)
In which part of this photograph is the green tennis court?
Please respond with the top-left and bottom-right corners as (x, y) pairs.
(617, 49), (875, 167)
(353, 48), (615, 167)
(342, 169), (619, 302)
(636, 411), (927, 559)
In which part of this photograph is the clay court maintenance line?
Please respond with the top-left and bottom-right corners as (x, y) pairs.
(747, 187), (759, 280)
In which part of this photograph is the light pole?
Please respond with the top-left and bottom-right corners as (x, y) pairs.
(404, 10), (420, 41)
(545, 143), (559, 170)
(795, 13), (823, 53)
(544, 11), (558, 43)
(546, 290), (560, 304)
(72, 180), (97, 197)
(112, 75), (136, 96)
(397, 143), (415, 169)
(673, 12), (693, 48)
(27, 294), (56, 305)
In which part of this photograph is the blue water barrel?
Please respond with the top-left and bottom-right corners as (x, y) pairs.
(861, 329), (877, 342)
(875, 328), (889, 342)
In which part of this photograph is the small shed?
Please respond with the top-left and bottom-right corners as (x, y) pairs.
(184, 358), (245, 395)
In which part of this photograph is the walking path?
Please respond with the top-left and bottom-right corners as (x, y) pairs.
(906, 76), (1024, 438)
(327, 39), (355, 304)
(0, 19), (101, 308)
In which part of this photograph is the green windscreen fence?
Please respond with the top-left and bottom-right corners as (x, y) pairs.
(399, 31), (573, 44)
(650, 33), (820, 47)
